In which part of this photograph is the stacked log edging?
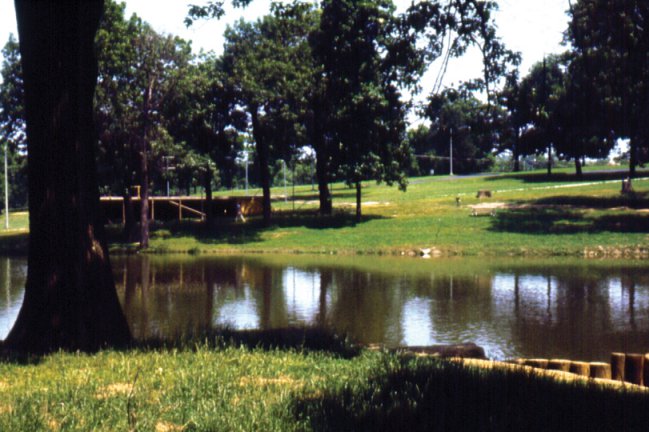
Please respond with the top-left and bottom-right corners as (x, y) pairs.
(510, 352), (649, 387)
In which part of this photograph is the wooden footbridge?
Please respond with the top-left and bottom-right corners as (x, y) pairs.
(100, 196), (262, 225)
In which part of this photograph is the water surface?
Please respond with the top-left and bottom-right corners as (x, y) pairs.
(1, 255), (648, 360)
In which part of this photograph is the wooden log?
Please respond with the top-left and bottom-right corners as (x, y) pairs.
(547, 359), (571, 372)
(625, 353), (644, 386)
(524, 359), (549, 369)
(569, 361), (590, 377)
(611, 352), (625, 381)
(399, 343), (486, 359)
(589, 362), (612, 380)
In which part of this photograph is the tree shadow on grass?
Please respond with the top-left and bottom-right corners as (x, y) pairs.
(291, 356), (649, 432)
(286, 189), (358, 202)
(139, 326), (360, 358)
(485, 170), (649, 184)
(489, 192), (649, 235)
(531, 191), (649, 209)
(490, 205), (649, 235)
(155, 211), (387, 246)
(0, 326), (360, 364)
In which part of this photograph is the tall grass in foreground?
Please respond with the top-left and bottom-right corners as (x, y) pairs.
(1, 342), (648, 431)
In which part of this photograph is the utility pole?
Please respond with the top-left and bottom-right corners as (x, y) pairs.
(162, 156), (175, 197)
(4, 144), (8, 229)
(449, 128), (454, 176)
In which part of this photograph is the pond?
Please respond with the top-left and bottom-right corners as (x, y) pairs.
(0, 255), (648, 361)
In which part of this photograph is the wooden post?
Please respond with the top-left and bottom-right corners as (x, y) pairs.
(179, 199), (182, 221)
(547, 359), (571, 372)
(524, 359), (548, 369)
(625, 353), (644, 385)
(589, 362), (612, 380)
(611, 352), (626, 381)
(643, 354), (649, 387)
(122, 199), (125, 225)
(151, 199), (155, 221)
(569, 361), (590, 377)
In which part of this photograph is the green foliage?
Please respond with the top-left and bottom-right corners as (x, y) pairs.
(422, 87), (499, 174)
(223, 2), (318, 223)
(567, 0), (649, 174)
(0, 35), (28, 208)
(95, 0), (193, 197)
(98, 168), (649, 257)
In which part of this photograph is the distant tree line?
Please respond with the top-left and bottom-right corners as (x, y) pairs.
(1, 0), (647, 240)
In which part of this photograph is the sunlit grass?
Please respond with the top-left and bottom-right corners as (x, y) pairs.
(132, 168), (649, 257)
(3, 168), (649, 257)
(1, 343), (648, 431)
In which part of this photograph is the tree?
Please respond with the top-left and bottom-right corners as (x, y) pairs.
(4, 0), (131, 353)
(423, 87), (497, 174)
(0, 35), (28, 208)
(550, 53), (615, 176)
(311, 0), (413, 221)
(222, 3), (315, 225)
(567, 0), (649, 176)
(515, 55), (565, 175)
(95, 2), (192, 246)
(164, 55), (247, 224)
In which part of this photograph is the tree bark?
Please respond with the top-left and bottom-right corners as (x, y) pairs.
(312, 100), (332, 215)
(204, 164), (213, 225)
(4, 0), (131, 353)
(629, 138), (637, 178)
(574, 156), (583, 177)
(512, 130), (520, 172)
(355, 181), (362, 222)
(315, 143), (332, 215)
(547, 143), (553, 176)
(122, 189), (137, 242)
(251, 108), (271, 226)
(139, 80), (153, 249)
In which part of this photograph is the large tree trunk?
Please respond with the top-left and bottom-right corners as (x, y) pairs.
(251, 109), (271, 226)
(4, 0), (131, 353)
(547, 143), (553, 176)
(315, 136), (332, 215)
(574, 156), (583, 178)
(204, 165), (213, 225)
(122, 189), (137, 242)
(312, 100), (332, 215)
(512, 130), (520, 172)
(355, 181), (362, 222)
(139, 80), (153, 249)
(629, 138), (637, 178)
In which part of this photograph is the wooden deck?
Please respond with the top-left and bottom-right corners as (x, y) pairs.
(100, 196), (262, 224)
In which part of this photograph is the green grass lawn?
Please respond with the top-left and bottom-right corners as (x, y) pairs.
(132, 167), (649, 257)
(1, 335), (648, 432)
(2, 167), (649, 257)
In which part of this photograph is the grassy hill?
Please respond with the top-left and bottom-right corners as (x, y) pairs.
(3, 167), (649, 257)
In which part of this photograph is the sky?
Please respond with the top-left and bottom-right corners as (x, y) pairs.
(0, 0), (571, 113)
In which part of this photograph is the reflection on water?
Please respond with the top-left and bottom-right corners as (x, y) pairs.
(1, 255), (649, 360)
(0, 258), (26, 339)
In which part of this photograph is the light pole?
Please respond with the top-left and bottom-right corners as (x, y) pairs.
(162, 155), (175, 197)
(449, 128), (454, 176)
(4, 143), (8, 229)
